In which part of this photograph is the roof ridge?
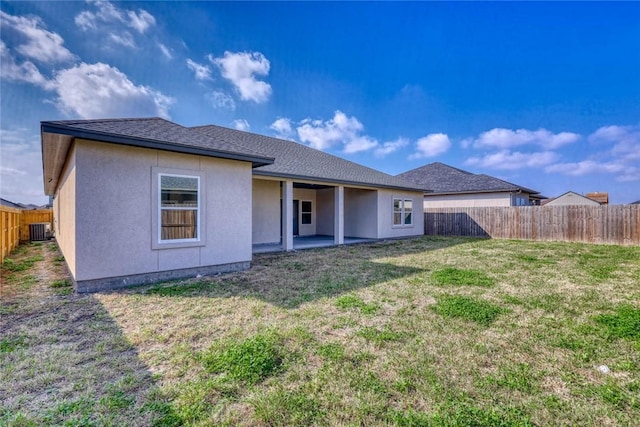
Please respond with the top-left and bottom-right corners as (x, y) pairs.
(44, 117), (168, 125)
(193, 125), (407, 178)
(476, 174), (539, 194)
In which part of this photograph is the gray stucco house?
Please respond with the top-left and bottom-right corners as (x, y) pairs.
(398, 162), (546, 207)
(41, 117), (424, 292)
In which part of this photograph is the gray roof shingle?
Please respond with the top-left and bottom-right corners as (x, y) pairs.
(397, 162), (541, 195)
(41, 117), (274, 167)
(190, 125), (424, 191)
(41, 118), (423, 192)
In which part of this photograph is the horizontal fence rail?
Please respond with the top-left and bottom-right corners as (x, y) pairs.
(1, 207), (54, 263)
(424, 205), (640, 246)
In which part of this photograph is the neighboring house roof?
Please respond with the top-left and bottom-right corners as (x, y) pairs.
(543, 191), (601, 206)
(41, 117), (423, 196)
(397, 162), (543, 196)
(193, 125), (424, 191)
(0, 198), (23, 209)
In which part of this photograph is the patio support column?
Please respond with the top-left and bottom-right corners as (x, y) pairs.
(282, 180), (294, 251)
(334, 185), (344, 245)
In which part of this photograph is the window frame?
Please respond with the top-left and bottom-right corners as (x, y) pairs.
(152, 167), (206, 250)
(393, 197), (414, 227)
(301, 200), (312, 225)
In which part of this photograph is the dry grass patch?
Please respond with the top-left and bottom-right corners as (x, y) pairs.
(2, 237), (639, 426)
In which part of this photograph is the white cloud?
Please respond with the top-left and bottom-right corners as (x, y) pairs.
(545, 160), (627, 176)
(471, 128), (580, 150)
(409, 133), (451, 159)
(208, 91), (235, 110)
(109, 32), (135, 48)
(186, 59), (213, 81)
(344, 136), (378, 154)
(231, 119), (250, 131)
(466, 150), (558, 170)
(50, 62), (174, 119)
(75, 1), (156, 34)
(0, 127), (48, 205)
(270, 118), (294, 139)
(0, 40), (51, 88)
(297, 111), (378, 154)
(213, 51), (272, 103)
(541, 124), (640, 182)
(374, 137), (409, 158)
(75, 11), (97, 31)
(158, 43), (172, 59)
(127, 9), (156, 34)
(589, 124), (640, 162)
(1, 11), (75, 63)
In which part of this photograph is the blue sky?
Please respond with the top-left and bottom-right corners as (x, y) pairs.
(1, 1), (639, 205)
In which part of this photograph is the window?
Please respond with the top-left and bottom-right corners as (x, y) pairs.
(301, 201), (312, 225)
(404, 199), (413, 225)
(513, 195), (529, 206)
(159, 174), (200, 242)
(393, 198), (413, 226)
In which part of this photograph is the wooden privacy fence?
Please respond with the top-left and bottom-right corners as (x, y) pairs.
(424, 205), (640, 246)
(1, 207), (54, 262)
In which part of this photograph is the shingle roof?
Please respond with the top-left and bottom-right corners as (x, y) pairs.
(41, 118), (274, 167)
(41, 117), (423, 193)
(0, 198), (23, 209)
(191, 125), (424, 191)
(397, 162), (541, 195)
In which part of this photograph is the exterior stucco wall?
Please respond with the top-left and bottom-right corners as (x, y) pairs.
(252, 179), (280, 244)
(316, 188), (335, 235)
(292, 188), (317, 236)
(344, 188), (378, 238)
(377, 190), (424, 238)
(72, 139), (252, 282)
(54, 143), (77, 278)
(423, 192), (512, 208)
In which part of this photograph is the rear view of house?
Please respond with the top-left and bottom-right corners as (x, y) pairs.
(41, 118), (424, 292)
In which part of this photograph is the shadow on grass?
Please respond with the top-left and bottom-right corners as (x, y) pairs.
(0, 242), (181, 426)
(135, 236), (474, 308)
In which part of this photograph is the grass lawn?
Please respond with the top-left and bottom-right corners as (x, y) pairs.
(1, 237), (639, 426)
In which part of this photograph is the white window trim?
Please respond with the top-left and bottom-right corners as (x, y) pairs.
(152, 167), (206, 250)
(393, 197), (414, 228)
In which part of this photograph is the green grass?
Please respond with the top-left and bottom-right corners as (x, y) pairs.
(200, 331), (285, 384)
(252, 387), (325, 425)
(431, 267), (495, 287)
(50, 279), (71, 288)
(595, 304), (640, 342)
(433, 294), (507, 325)
(3, 237), (640, 426)
(357, 326), (407, 344)
(335, 294), (380, 314)
(0, 335), (27, 353)
(2, 255), (44, 272)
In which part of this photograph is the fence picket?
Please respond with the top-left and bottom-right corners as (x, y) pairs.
(424, 205), (640, 246)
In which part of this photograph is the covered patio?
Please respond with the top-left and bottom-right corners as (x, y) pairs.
(252, 235), (376, 254)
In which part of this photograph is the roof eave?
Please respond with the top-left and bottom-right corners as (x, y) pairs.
(41, 122), (274, 168)
(424, 188), (540, 196)
(41, 122), (274, 195)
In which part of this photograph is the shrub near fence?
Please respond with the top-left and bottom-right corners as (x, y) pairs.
(424, 205), (640, 246)
(1, 207), (54, 262)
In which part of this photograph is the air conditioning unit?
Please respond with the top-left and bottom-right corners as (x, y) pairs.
(29, 223), (52, 241)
